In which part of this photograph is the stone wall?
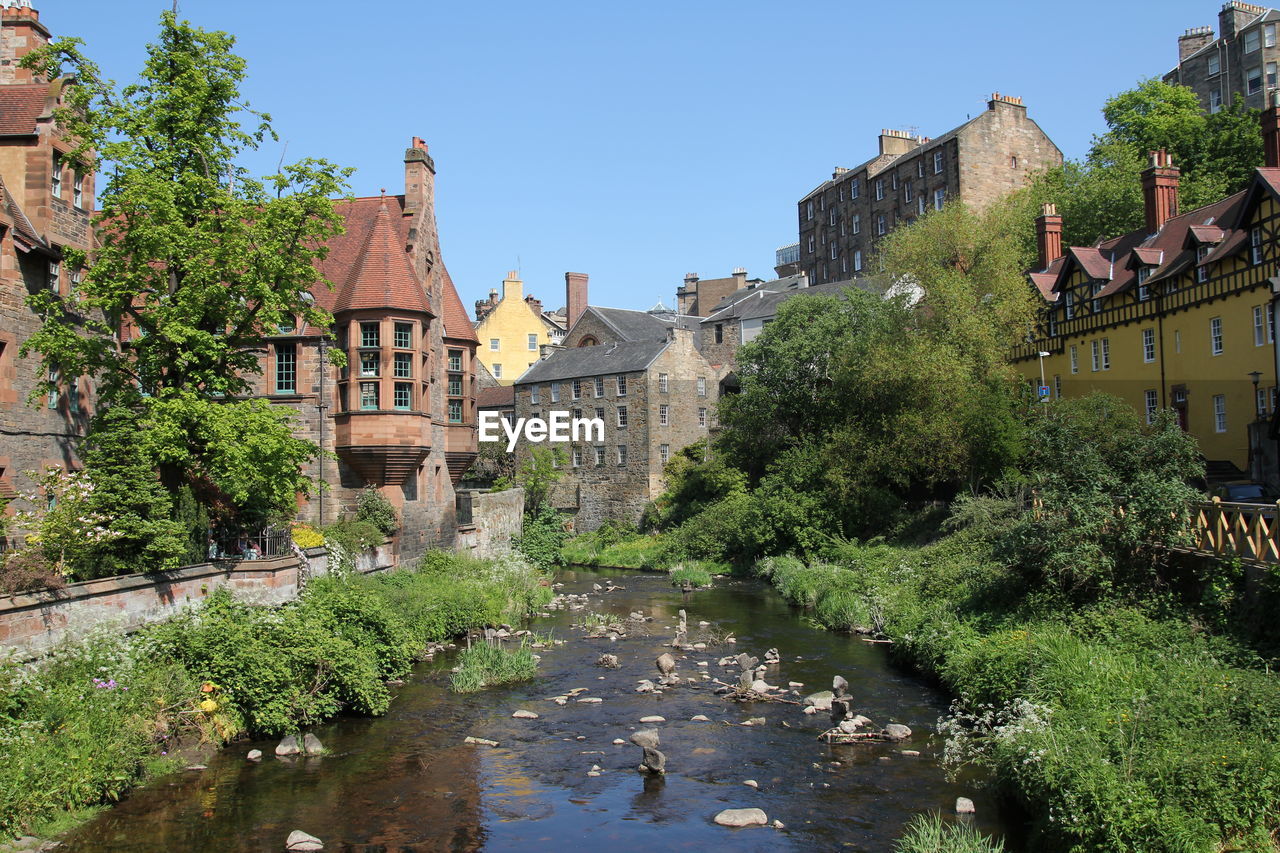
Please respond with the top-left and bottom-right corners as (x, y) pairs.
(0, 544), (397, 660)
(455, 486), (524, 558)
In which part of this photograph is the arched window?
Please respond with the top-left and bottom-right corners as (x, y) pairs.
(578, 336), (598, 347)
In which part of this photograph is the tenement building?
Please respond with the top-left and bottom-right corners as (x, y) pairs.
(1014, 102), (1280, 484)
(511, 303), (718, 530)
(1163, 2), (1280, 114)
(796, 94), (1061, 285)
(0, 1), (96, 517)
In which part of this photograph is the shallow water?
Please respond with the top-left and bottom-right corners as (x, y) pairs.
(60, 567), (1012, 852)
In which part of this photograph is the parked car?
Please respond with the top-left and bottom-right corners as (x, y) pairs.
(1211, 482), (1273, 503)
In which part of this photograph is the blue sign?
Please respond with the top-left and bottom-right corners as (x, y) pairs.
(1038, 386), (1051, 400)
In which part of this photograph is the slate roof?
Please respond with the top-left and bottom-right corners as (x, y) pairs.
(515, 340), (670, 385)
(702, 278), (880, 323)
(441, 265), (479, 343)
(705, 273), (810, 315)
(0, 171), (42, 250)
(0, 83), (46, 136)
(587, 306), (697, 342)
(331, 198), (431, 315)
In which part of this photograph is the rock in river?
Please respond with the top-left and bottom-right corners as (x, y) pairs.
(246, 749), (263, 762)
(803, 691), (834, 711)
(640, 715), (666, 723)
(302, 733), (324, 755)
(285, 830), (323, 851)
(882, 723), (912, 742)
(656, 653), (677, 675)
(275, 735), (301, 756)
(629, 729), (660, 749)
(512, 710), (539, 719)
(714, 808), (768, 827)
(956, 796), (976, 815)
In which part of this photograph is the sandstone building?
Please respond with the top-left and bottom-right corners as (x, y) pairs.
(796, 94), (1062, 285)
(472, 271), (574, 384)
(1163, 2), (1280, 114)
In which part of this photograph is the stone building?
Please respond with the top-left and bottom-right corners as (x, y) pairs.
(796, 94), (1062, 285)
(0, 1), (96, 520)
(511, 303), (718, 530)
(1163, 2), (1280, 114)
(675, 268), (761, 317)
(472, 271), (572, 384)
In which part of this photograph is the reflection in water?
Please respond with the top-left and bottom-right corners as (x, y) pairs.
(61, 569), (1013, 852)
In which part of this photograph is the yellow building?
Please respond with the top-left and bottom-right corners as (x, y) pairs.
(1015, 138), (1280, 479)
(472, 272), (568, 385)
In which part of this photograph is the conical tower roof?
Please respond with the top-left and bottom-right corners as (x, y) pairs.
(332, 197), (431, 315)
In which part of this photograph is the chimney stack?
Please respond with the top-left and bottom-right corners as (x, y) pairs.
(1035, 203), (1064, 270)
(1264, 90), (1280, 167)
(524, 294), (543, 314)
(403, 136), (435, 216)
(0, 1), (49, 85)
(501, 271), (522, 302)
(1178, 26), (1215, 62)
(1141, 150), (1180, 233)
(565, 272), (588, 328)
(1219, 1), (1266, 41)
(732, 267), (747, 288)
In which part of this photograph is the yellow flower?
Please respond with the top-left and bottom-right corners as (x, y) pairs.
(199, 698), (218, 714)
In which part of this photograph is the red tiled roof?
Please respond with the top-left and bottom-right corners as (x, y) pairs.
(1187, 225), (1225, 245)
(329, 197), (431, 315)
(1066, 247), (1114, 282)
(476, 385), (515, 408)
(0, 83), (46, 136)
(1130, 247), (1163, 267)
(441, 264), (479, 343)
(0, 172), (41, 249)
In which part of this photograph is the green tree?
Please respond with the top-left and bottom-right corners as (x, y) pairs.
(517, 447), (564, 515)
(18, 13), (351, 524)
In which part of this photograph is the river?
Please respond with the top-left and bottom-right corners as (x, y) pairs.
(60, 567), (1013, 852)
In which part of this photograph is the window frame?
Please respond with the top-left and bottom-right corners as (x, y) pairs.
(275, 341), (297, 393)
(1211, 316), (1224, 355)
(1214, 394), (1227, 433)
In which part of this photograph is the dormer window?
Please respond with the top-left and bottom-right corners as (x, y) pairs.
(1092, 283), (1105, 314)
(1197, 245), (1211, 282)
(1137, 267), (1151, 301)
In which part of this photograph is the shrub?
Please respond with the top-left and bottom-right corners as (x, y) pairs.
(894, 814), (1004, 853)
(290, 523), (325, 550)
(450, 640), (538, 693)
(515, 504), (567, 571)
(0, 549), (66, 595)
(668, 562), (713, 588)
(355, 487), (398, 536)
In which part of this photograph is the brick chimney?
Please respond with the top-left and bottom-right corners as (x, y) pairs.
(1264, 90), (1280, 167)
(1178, 26), (1215, 62)
(403, 137), (434, 217)
(0, 1), (49, 86)
(1141, 150), (1180, 233)
(524, 294), (543, 314)
(1035, 203), (1064, 270)
(878, 129), (917, 157)
(732, 267), (747, 289)
(565, 272), (588, 328)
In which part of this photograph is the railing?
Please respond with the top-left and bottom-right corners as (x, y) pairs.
(207, 527), (292, 562)
(1185, 498), (1280, 565)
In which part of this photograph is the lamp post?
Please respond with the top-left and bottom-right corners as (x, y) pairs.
(1250, 370), (1263, 481)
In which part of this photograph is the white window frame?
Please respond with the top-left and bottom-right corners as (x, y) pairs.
(659, 404), (669, 426)
(1142, 328), (1155, 363)
(1214, 394), (1227, 433)
(1145, 389), (1158, 425)
(934, 187), (946, 210)
(616, 405), (628, 427)
(572, 448), (582, 468)
(933, 150), (944, 174)
(1246, 27), (1261, 53)
(851, 214), (860, 235)
(594, 377), (604, 397)
(1211, 317), (1224, 355)
(1248, 65), (1263, 94)
(1101, 337), (1110, 370)
(874, 178), (884, 201)
(1091, 340), (1100, 372)
(1070, 344), (1078, 374)
(530, 384), (541, 404)
(659, 444), (670, 464)
(1208, 52), (1221, 75)
(658, 373), (668, 392)
(876, 214), (886, 236)
(490, 338), (500, 351)
(616, 375), (627, 396)
(1209, 89), (1223, 114)
(853, 250), (863, 272)
(550, 383), (560, 403)
(492, 363), (502, 379)
(697, 376), (706, 396)
(698, 407), (707, 428)
(528, 333), (538, 351)
(1256, 306), (1266, 346)
(595, 446), (606, 466)
(617, 445), (628, 465)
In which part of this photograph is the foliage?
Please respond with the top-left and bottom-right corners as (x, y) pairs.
(17, 12), (350, 528)
(0, 549), (66, 596)
(290, 523), (325, 550)
(515, 503), (567, 571)
(668, 562), (715, 588)
(321, 519), (384, 573)
(449, 640), (538, 693)
(893, 813), (1005, 853)
(516, 447), (564, 515)
(642, 439), (746, 531)
(172, 484), (211, 567)
(464, 439), (518, 486)
(1031, 80), (1263, 246)
(355, 487), (398, 536)
(561, 528), (671, 569)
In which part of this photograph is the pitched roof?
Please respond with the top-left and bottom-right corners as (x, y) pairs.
(586, 306), (699, 342)
(330, 197), (431, 315)
(515, 340), (670, 385)
(702, 278), (881, 323)
(441, 264), (479, 343)
(0, 171), (42, 250)
(0, 83), (46, 136)
(476, 385), (515, 409)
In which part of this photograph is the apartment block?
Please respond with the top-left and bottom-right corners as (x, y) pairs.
(1164, 2), (1280, 114)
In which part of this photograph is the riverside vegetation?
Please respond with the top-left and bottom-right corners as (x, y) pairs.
(0, 551), (552, 839)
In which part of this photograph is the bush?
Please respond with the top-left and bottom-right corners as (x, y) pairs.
(290, 523), (324, 550)
(355, 487), (398, 536)
(515, 504), (567, 571)
(450, 640), (538, 693)
(0, 549), (66, 595)
(894, 814), (1004, 853)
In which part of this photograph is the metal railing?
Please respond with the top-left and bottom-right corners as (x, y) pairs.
(206, 527), (292, 562)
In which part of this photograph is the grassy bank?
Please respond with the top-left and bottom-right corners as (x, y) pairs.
(0, 551), (551, 840)
(755, 535), (1280, 852)
(560, 526), (672, 568)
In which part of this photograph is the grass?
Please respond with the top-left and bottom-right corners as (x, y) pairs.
(561, 529), (672, 569)
(449, 640), (539, 693)
(668, 561), (716, 588)
(893, 814), (1004, 853)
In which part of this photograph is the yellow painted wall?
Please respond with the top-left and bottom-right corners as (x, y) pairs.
(473, 272), (558, 385)
(1018, 194), (1279, 473)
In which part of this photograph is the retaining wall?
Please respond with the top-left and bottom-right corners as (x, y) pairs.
(455, 487), (524, 558)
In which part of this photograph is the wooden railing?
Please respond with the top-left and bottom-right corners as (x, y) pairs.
(1185, 498), (1280, 565)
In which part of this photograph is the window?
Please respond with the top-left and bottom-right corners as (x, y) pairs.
(1091, 283), (1104, 315)
(1259, 387), (1269, 417)
(594, 377), (604, 397)
(358, 322), (378, 348)
(1268, 23), (1277, 47)
(1091, 340), (1100, 372)
(70, 268), (82, 295)
(73, 172), (84, 208)
(659, 404), (669, 425)
(448, 399), (463, 423)
(448, 375), (462, 396)
(489, 338), (500, 351)
(447, 349), (462, 371)
(1251, 227), (1263, 265)
(276, 342), (297, 393)
(1010, 156), (1018, 169)
(1208, 53), (1221, 75)
(1070, 344), (1078, 374)
(1137, 266), (1150, 301)
(828, 207), (837, 226)
(1269, 62), (1278, 89)
(394, 352), (412, 378)
(853, 250), (863, 272)
(1256, 306), (1267, 346)
(660, 444), (670, 464)
(891, 172), (899, 190)
(698, 407), (707, 427)
(526, 333), (538, 351)
(933, 150), (944, 174)
(595, 406), (605, 422)
(829, 243), (838, 260)
(852, 214), (861, 235)
(875, 178), (884, 200)
(616, 375), (627, 396)
(1064, 291), (1075, 320)
(1101, 337), (1110, 370)
(904, 180), (913, 203)
(67, 378), (79, 413)
(530, 384), (541, 404)
(918, 196), (926, 216)
(876, 214), (887, 236)
(1197, 245), (1211, 281)
(617, 445), (628, 465)
(934, 188), (946, 210)
(1142, 328), (1156, 363)
(550, 383), (560, 403)
(819, 195), (825, 211)
(390, 322), (411, 349)
(572, 448), (582, 468)
(51, 154), (61, 198)
(360, 382), (378, 410)
(394, 383), (412, 410)
(572, 379), (582, 399)
(492, 363), (502, 379)
(1270, 307), (1276, 344)
(595, 446), (606, 466)
(850, 178), (860, 198)
(805, 201), (814, 221)
(697, 376), (706, 397)
(1209, 89), (1223, 113)
(617, 405), (628, 427)
(1145, 389), (1158, 425)
(658, 373), (668, 392)
(1214, 394), (1227, 433)
(359, 351), (380, 377)
(1211, 317), (1224, 355)
(47, 368), (58, 409)
(1248, 65), (1263, 94)
(1246, 27), (1261, 53)
(807, 235), (815, 253)
(1054, 374), (1062, 399)
(1175, 329), (1182, 353)
(48, 260), (60, 293)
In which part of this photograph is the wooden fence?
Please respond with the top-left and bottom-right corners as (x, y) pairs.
(1185, 498), (1280, 565)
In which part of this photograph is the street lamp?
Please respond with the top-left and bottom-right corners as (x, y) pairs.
(1250, 371), (1263, 420)
(1250, 370), (1263, 481)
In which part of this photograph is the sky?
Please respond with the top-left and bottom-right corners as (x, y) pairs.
(46, 0), (1222, 314)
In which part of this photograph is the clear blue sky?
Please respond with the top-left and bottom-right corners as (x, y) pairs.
(51, 0), (1218, 313)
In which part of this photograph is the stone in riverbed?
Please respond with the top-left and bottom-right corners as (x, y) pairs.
(743, 779), (759, 789)
(882, 724), (912, 742)
(285, 830), (324, 851)
(635, 679), (655, 693)
(247, 749), (263, 761)
(464, 736), (499, 746)
(690, 714), (711, 722)
(639, 746), (666, 774)
(656, 653), (677, 675)
(630, 729), (660, 749)
(832, 675), (849, 697)
(613, 738), (626, 745)
(597, 653), (620, 668)
(956, 796), (976, 814)
(303, 733), (324, 755)
(640, 715), (666, 723)
(741, 717), (766, 727)
(577, 697), (603, 704)
(837, 720), (862, 734)
(749, 680), (773, 693)
(804, 691), (834, 711)
(714, 808), (768, 827)
(737, 670), (754, 691)
(512, 710), (539, 719)
(275, 735), (301, 756)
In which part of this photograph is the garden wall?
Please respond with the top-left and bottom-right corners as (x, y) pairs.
(0, 543), (396, 660)
(455, 487), (524, 558)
